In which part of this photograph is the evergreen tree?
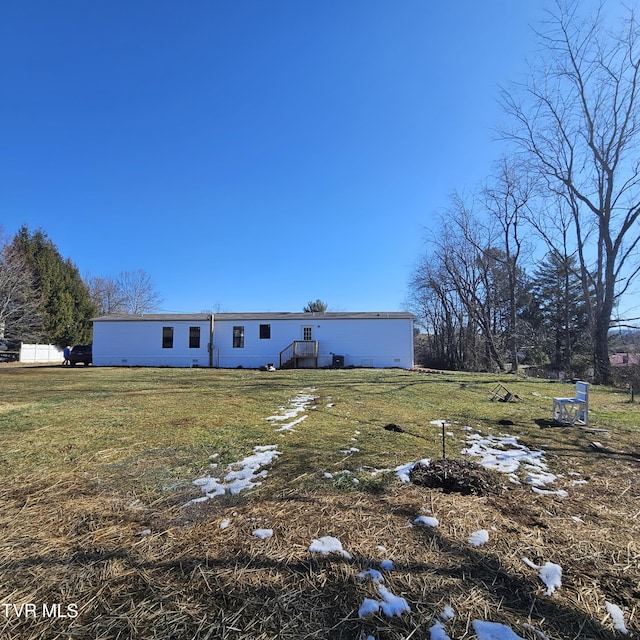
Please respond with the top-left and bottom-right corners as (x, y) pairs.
(12, 226), (97, 346)
(530, 253), (591, 375)
(303, 299), (328, 313)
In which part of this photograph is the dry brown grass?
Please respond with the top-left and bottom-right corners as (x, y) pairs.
(1, 456), (637, 639)
(1, 367), (639, 639)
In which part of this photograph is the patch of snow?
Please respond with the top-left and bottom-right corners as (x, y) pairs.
(605, 601), (628, 634)
(377, 585), (411, 617)
(137, 529), (151, 536)
(468, 529), (489, 546)
(441, 605), (455, 621)
(358, 569), (384, 584)
(275, 414), (308, 432)
(252, 528), (273, 539)
(358, 598), (380, 618)
(531, 487), (569, 498)
(472, 620), (526, 639)
(323, 472), (333, 479)
(219, 518), (231, 529)
(462, 432), (566, 491)
(308, 535), (352, 560)
(266, 390), (315, 432)
(430, 621), (452, 640)
(571, 516), (585, 524)
(357, 574), (410, 618)
(414, 515), (439, 528)
(523, 558), (562, 595)
(380, 559), (394, 571)
(186, 445), (281, 505)
(395, 459), (429, 483)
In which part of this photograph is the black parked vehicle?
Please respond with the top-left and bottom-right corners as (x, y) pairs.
(69, 344), (92, 366)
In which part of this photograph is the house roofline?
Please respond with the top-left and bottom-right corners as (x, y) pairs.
(92, 311), (414, 322)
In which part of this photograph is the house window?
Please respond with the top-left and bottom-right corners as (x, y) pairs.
(189, 326), (201, 349)
(259, 324), (271, 339)
(162, 326), (174, 349)
(233, 326), (244, 348)
(303, 326), (313, 341)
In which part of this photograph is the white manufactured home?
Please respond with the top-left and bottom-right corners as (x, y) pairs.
(92, 312), (414, 369)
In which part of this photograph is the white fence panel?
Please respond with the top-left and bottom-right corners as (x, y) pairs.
(20, 343), (64, 363)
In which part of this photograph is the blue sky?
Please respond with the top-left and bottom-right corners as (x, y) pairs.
(2, 1), (561, 313)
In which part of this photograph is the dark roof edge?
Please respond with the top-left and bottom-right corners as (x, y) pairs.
(92, 311), (414, 322)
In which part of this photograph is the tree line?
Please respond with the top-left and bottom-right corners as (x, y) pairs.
(409, 1), (640, 385)
(0, 226), (162, 348)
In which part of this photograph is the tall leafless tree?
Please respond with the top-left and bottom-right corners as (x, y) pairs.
(482, 158), (533, 372)
(502, 0), (640, 384)
(87, 275), (126, 315)
(118, 270), (163, 315)
(0, 238), (43, 342)
(87, 269), (163, 315)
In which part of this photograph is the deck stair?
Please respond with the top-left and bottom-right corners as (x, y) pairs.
(279, 340), (319, 369)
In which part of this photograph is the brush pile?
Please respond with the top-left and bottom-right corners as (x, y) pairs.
(409, 458), (506, 496)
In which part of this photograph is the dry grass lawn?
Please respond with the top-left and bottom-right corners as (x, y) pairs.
(0, 365), (638, 639)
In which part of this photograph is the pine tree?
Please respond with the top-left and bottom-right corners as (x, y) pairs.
(530, 253), (591, 375)
(12, 226), (97, 346)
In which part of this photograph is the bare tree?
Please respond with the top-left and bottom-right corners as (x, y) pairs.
(87, 275), (126, 315)
(417, 196), (508, 371)
(482, 158), (534, 372)
(117, 270), (163, 315)
(0, 239), (43, 342)
(87, 269), (163, 315)
(502, 1), (640, 383)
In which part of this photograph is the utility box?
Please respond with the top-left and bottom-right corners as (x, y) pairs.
(332, 355), (345, 368)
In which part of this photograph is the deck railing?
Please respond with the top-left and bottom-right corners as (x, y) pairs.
(279, 340), (319, 368)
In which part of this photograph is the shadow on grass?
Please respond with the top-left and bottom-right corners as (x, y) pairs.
(2, 488), (633, 640)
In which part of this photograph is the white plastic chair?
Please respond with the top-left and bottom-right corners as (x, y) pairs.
(552, 381), (589, 426)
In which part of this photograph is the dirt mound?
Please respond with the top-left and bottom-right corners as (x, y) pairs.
(409, 458), (506, 496)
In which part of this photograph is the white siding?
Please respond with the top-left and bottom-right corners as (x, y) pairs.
(93, 319), (211, 367)
(213, 317), (413, 369)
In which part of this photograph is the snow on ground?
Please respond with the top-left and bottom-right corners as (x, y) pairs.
(440, 605), (455, 621)
(395, 459), (429, 483)
(468, 529), (490, 546)
(472, 620), (526, 639)
(308, 535), (352, 560)
(184, 404), (600, 638)
(186, 445), (280, 505)
(605, 601), (629, 634)
(358, 570), (411, 618)
(414, 515), (440, 528)
(462, 431), (563, 489)
(266, 389), (316, 432)
(252, 528), (273, 539)
(522, 558), (563, 595)
(429, 620), (451, 639)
